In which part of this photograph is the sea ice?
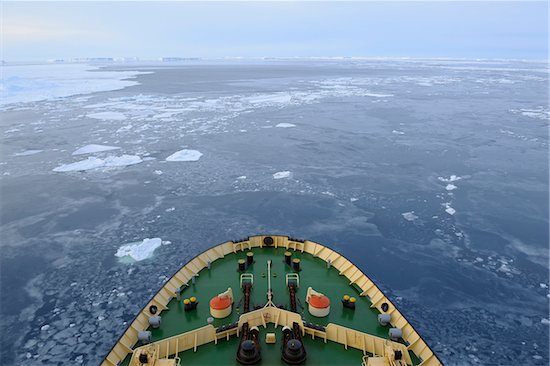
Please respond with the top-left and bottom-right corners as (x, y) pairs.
(445, 184), (457, 191)
(0, 64), (150, 106)
(541, 319), (550, 325)
(443, 202), (456, 215)
(276, 123), (296, 128)
(53, 155), (142, 172)
(402, 211), (419, 221)
(273, 171), (292, 179)
(166, 149), (203, 162)
(438, 175), (463, 183)
(72, 144), (120, 155)
(87, 112), (127, 121)
(14, 150), (43, 156)
(115, 238), (163, 262)
(392, 130), (405, 135)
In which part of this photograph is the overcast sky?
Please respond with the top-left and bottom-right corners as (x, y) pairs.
(2, 1), (548, 61)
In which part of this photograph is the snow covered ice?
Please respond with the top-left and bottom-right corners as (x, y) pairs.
(165, 149), (203, 162)
(273, 171), (292, 179)
(53, 155), (142, 172)
(115, 238), (164, 262)
(72, 144), (121, 155)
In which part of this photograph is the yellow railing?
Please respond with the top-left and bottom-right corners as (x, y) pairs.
(130, 325), (216, 365)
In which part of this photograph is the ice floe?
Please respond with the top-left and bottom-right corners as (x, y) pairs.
(53, 155), (142, 172)
(392, 130), (405, 135)
(72, 144), (120, 155)
(445, 184), (457, 191)
(443, 202), (456, 215)
(510, 107), (549, 120)
(438, 175), (463, 183)
(273, 171), (292, 179)
(115, 238), (165, 262)
(276, 123), (296, 128)
(1, 64), (149, 106)
(402, 211), (419, 221)
(165, 149), (203, 162)
(14, 149), (43, 156)
(87, 111), (127, 121)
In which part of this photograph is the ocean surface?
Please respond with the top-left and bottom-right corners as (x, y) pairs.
(0, 59), (548, 365)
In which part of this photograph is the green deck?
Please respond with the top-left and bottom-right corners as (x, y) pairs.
(119, 247), (420, 365)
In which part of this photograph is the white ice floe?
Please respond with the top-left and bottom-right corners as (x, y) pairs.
(276, 123), (296, 128)
(350, 198), (359, 202)
(40, 324), (50, 331)
(166, 149), (203, 162)
(392, 130), (405, 135)
(443, 202), (456, 215)
(273, 171), (292, 179)
(511, 107), (550, 120)
(53, 155), (142, 172)
(115, 238), (164, 262)
(14, 149), (43, 156)
(154, 170), (163, 175)
(72, 144), (120, 155)
(540, 283), (549, 289)
(87, 111), (127, 121)
(236, 176), (247, 180)
(402, 211), (419, 221)
(445, 184), (457, 191)
(0, 64), (150, 106)
(541, 318), (550, 325)
(438, 175), (463, 183)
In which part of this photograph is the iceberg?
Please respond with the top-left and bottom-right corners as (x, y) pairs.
(273, 171), (291, 179)
(72, 144), (120, 155)
(115, 238), (163, 262)
(166, 149), (203, 162)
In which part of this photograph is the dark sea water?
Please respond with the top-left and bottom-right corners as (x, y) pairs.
(0, 59), (548, 365)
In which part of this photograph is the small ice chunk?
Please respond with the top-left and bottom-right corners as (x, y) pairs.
(166, 149), (203, 162)
(438, 175), (462, 183)
(392, 130), (405, 135)
(236, 176), (247, 180)
(402, 211), (418, 221)
(87, 111), (127, 121)
(115, 238), (163, 262)
(443, 202), (456, 215)
(350, 198), (358, 202)
(165, 207), (175, 212)
(275, 123), (296, 128)
(540, 283), (549, 289)
(273, 171), (291, 179)
(445, 184), (457, 191)
(541, 318), (550, 325)
(154, 170), (163, 175)
(72, 144), (120, 155)
(14, 149), (43, 156)
(40, 324), (50, 331)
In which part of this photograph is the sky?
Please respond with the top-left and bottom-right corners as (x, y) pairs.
(1, 1), (548, 61)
